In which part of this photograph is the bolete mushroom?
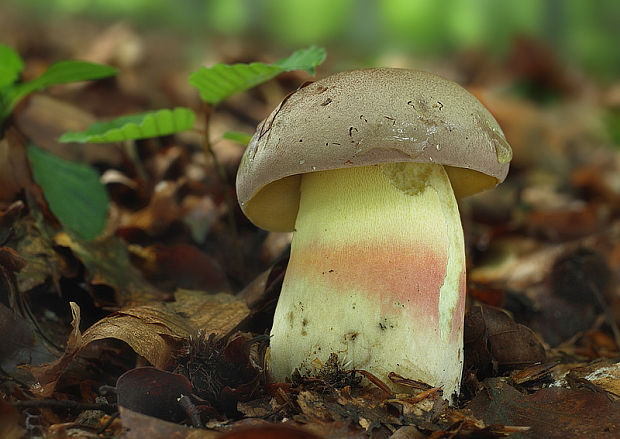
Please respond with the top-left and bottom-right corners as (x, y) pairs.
(236, 68), (511, 399)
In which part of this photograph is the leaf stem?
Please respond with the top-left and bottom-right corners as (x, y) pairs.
(202, 103), (242, 271)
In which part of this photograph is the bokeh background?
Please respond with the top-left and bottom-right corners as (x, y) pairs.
(1, 4), (620, 436)
(2, 0), (619, 80)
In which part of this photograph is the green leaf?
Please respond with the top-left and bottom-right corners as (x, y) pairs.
(28, 60), (117, 89)
(59, 107), (196, 143)
(0, 45), (24, 88)
(1, 60), (117, 123)
(28, 144), (109, 241)
(222, 131), (252, 146)
(9, 60), (117, 104)
(273, 46), (326, 75)
(189, 46), (326, 105)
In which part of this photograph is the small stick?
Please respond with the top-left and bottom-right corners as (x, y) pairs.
(12, 399), (117, 414)
(202, 103), (242, 271)
(97, 412), (120, 434)
(589, 280), (620, 349)
(354, 369), (393, 397)
(177, 394), (203, 428)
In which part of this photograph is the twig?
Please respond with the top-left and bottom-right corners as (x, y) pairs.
(97, 411), (120, 434)
(202, 103), (242, 270)
(177, 394), (203, 428)
(12, 399), (118, 414)
(354, 369), (393, 397)
(589, 280), (620, 349)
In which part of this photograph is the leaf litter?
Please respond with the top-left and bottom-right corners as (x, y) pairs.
(0, 18), (619, 439)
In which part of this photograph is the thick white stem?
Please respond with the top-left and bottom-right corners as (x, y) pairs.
(269, 163), (465, 399)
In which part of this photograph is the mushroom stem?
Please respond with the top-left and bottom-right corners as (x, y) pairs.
(269, 162), (466, 398)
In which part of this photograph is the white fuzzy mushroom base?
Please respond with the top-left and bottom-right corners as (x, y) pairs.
(269, 163), (466, 399)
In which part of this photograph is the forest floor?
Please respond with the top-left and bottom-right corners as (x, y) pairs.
(1, 9), (619, 439)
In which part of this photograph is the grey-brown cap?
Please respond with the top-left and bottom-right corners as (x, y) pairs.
(236, 68), (512, 232)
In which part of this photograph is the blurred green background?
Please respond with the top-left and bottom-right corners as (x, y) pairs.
(2, 0), (619, 80)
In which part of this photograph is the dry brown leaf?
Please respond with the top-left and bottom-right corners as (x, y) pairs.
(116, 367), (193, 422)
(0, 246), (27, 273)
(464, 304), (546, 376)
(0, 128), (32, 204)
(54, 232), (169, 304)
(13, 216), (63, 292)
(568, 361), (620, 399)
(82, 291), (248, 368)
(0, 303), (56, 385)
(121, 181), (183, 235)
(0, 401), (27, 439)
(526, 203), (608, 241)
(82, 304), (192, 369)
(467, 377), (620, 438)
(133, 244), (231, 293)
(13, 94), (123, 167)
(389, 425), (426, 439)
(219, 425), (324, 439)
(119, 407), (221, 439)
(297, 390), (333, 422)
(174, 289), (249, 334)
(26, 302), (83, 397)
(468, 236), (561, 290)
(23, 292), (249, 395)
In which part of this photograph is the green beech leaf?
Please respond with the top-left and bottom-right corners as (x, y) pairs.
(8, 60), (117, 104)
(1, 60), (117, 123)
(28, 144), (109, 241)
(59, 107), (196, 143)
(0, 45), (24, 88)
(222, 131), (252, 146)
(189, 46), (326, 105)
(26, 60), (117, 89)
(273, 46), (326, 74)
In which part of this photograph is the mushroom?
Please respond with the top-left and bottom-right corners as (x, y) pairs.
(236, 68), (511, 400)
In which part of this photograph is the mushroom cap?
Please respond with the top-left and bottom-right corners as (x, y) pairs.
(236, 68), (512, 232)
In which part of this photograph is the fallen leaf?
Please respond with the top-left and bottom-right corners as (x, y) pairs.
(13, 214), (62, 292)
(133, 244), (230, 293)
(526, 203), (607, 241)
(467, 377), (620, 438)
(117, 367), (193, 423)
(0, 303), (56, 385)
(121, 181), (183, 236)
(567, 330), (619, 359)
(0, 401), (27, 439)
(389, 425), (426, 439)
(0, 246), (27, 273)
(81, 290), (249, 370)
(0, 128), (33, 204)
(82, 303), (193, 369)
(567, 361), (620, 399)
(237, 259), (286, 334)
(219, 424), (324, 439)
(22, 291), (249, 395)
(26, 302), (83, 397)
(468, 236), (561, 290)
(571, 158), (620, 206)
(54, 232), (169, 304)
(14, 94), (123, 167)
(119, 407), (220, 439)
(464, 305), (546, 377)
(83, 290), (249, 370)
(509, 362), (557, 386)
(173, 289), (250, 337)
(507, 36), (578, 97)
